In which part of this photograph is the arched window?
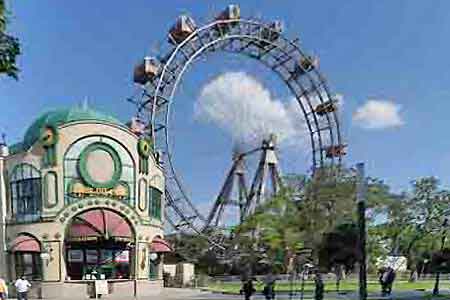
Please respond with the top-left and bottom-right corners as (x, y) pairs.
(10, 164), (42, 222)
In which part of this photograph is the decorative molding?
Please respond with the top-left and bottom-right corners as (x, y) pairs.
(56, 198), (143, 226)
(78, 142), (122, 189)
(138, 178), (148, 212)
(137, 138), (152, 175)
(43, 171), (58, 209)
(41, 125), (59, 167)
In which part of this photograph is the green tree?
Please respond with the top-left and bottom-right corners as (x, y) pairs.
(372, 177), (450, 286)
(236, 167), (396, 276)
(235, 186), (303, 273)
(0, 0), (20, 79)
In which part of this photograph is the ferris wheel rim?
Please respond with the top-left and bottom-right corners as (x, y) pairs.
(135, 17), (344, 244)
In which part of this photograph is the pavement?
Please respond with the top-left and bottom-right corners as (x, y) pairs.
(5, 288), (450, 299)
(163, 288), (450, 300)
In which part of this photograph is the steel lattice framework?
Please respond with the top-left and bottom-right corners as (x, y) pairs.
(130, 12), (345, 251)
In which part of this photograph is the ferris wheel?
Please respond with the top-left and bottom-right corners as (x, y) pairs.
(129, 5), (345, 251)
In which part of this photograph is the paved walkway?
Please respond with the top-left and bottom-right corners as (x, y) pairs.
(163, 288), (450, 300)
(6, 288), (450, 299)
(162, 288), (450, 300)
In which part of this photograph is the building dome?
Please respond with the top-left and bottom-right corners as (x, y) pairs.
(22, 106), (123, 150)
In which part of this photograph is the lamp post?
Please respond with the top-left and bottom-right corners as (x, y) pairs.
(432, 218), (448, 296)
(356, 163), (367, 300)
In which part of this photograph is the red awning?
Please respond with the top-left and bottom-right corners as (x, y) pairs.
(10, 235), (41, 252)
(68, 209), (133, 242)
(151, 237), (172, 253)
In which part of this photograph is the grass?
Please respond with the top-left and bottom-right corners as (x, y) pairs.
(205, 279), (447, 294)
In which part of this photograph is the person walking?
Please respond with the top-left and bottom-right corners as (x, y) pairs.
(0, 277), (8, 300)
(385, 267), (396, 295)
(15, 276), (31, 300)
(314, 272), (324, 300)
(263, 273), (276, 300)
(334, 265), (344, 292)
(378, 267), (387, 296)
(240, 279), (256, 300)
(379, 267), (396, 296)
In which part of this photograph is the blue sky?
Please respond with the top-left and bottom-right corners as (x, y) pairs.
(2, 1), (450, 211)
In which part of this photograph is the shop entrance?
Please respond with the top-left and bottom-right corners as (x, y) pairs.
(65, 208), (135, 280)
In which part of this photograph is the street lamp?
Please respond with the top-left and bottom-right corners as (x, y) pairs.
(149, 252), (159, 261)
(356, 163), (367, 300)
(432, 218), (448, 296)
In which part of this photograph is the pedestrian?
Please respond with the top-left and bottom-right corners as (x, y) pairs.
(314, 272), (324, 300)
(378, 267), (387, 296)
(334, 265), (344, 292)
(240, 279), (256, 300)
(15, 276), (31, 300)
(263, 273), (276, 300)
(0, 277), (8, 300)
(385, 267), (396, 295)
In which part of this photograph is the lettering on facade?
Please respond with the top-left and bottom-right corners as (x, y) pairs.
(69, 236), (99, 242)
(69, 181), (129, 200)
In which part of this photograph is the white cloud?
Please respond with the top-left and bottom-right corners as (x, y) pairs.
(353, 100), (404, 129)
(194, 72), (309, 149)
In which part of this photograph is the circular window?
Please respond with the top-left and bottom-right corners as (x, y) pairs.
(78, 142), (122, 188)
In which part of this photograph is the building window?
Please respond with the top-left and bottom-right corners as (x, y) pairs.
(149, 187), (162, 220)
(14, 252), (42, 280)
(10, 164), (42, 222)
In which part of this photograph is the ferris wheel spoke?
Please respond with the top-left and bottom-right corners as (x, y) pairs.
(128, 8), (345, 258)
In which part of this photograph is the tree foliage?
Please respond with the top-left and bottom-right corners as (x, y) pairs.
(371, 177), (450, 278)
(235, 167), (397, 274)
(0, 0), (20, 79)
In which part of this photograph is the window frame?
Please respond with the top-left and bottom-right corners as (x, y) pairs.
(149, 187), (162, 220)
(9, 163), (42, 222)
(14, 252), (43, 280)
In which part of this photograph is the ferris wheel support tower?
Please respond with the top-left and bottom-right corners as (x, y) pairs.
(244, 135), (283, 218)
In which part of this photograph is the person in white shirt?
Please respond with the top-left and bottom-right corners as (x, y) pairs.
(15, 276), (31, 300)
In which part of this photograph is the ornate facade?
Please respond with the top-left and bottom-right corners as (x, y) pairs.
(0, 106), (169, 299)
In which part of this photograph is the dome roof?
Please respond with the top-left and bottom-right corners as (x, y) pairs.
(22, 106), (123, 150)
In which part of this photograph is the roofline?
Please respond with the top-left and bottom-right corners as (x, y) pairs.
(58, 119), (139, 139)
(7, 120), (138, 156)
(6, 120), (164, 172)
